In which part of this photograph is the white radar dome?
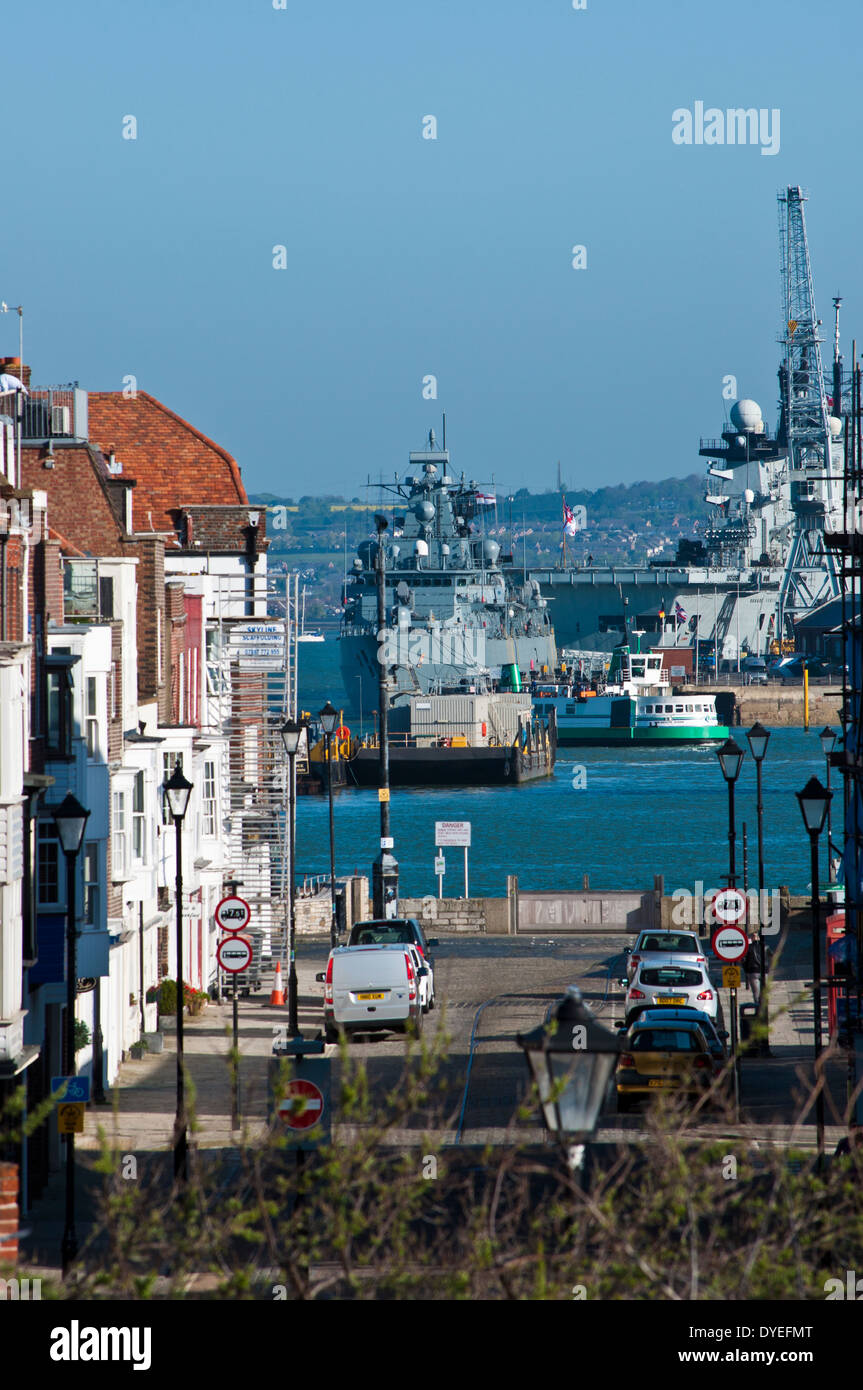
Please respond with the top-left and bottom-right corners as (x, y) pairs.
(743, 488), (755, 504)
(414, 539), (429, 558)
(730, 399), (763, 432)
(828, 416), (843, 437)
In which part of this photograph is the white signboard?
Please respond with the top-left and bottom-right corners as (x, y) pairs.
(229, 622), (286, 670)
(435, 821), (471, 847)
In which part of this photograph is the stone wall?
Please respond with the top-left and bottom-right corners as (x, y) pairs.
(399, 896), (504, 934)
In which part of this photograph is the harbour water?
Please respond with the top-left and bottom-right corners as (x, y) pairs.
(297, 639), (834, 899)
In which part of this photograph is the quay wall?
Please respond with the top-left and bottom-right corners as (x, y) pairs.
(680, 683), (843, 728)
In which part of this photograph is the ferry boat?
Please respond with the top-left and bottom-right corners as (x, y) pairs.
(531, 633), (729, 746)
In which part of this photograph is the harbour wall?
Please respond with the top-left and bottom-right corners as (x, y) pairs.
(681, 684), (843, 729)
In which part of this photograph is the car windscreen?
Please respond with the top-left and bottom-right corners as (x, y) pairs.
(639, 936), (699, 953)
(353, 926), (413, 945)
(639, 967), (704, 987)
(631, 1029), (702, 1052)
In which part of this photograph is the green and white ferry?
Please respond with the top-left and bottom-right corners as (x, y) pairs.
(530, 635), (729, 747)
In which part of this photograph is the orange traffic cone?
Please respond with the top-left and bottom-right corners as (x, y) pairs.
(270, 961), (285, 1007)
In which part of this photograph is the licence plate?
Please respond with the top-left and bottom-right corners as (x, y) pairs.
(657, 996), (686, 1005)
(356, 992), (385, 1001)
(648, 1079), (666, 1088)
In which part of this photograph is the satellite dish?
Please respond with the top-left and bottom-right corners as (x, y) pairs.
(396, 580), (411, 604)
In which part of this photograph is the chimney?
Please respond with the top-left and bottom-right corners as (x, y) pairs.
(0, 358), (31, 389)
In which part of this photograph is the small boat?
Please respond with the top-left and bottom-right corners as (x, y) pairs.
(297, 585), (325, 642)
(531, 631), (729, 746)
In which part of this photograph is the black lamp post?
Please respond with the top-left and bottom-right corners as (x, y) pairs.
(372, 514), (398, 918)
(319, 701), (339, 950)
(280, 717), (307, 1035)
(746, 722), (771, 1049)
(716, 737), (746, 888)
(53, 792), (90, 1275)
(517, 988), (621, 1182)
(165, 761), (193, 1183)
(796, 774), (832, 1163)
(819, 726), (837, 882)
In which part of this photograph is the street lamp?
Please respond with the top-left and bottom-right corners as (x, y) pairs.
(716, 737), (745, 888)
(517, 988), (621, 1182)
(796, 774), (832, 1163)
(319, 700), (339, 950)
(819, 726), (838, 882)
(280, 717), (307, 1035)
(372, 514), (398, 918)
(746, 722), (771, 1049)
(53, 792), (90, 1275)
(165, 761), (193, 1183)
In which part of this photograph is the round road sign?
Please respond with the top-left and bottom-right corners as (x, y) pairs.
(710, 888), (747, 924)
(217, 935), (253, 973)
(214, 895), (251, 934)
(711, 924), (748, 963)
(278, 1079), (325, 1131)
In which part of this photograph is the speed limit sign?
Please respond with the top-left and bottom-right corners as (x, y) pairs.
(214, 895), (251, 934)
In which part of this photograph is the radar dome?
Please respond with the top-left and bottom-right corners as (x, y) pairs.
(743, 488), (755, 504)
(828, 415), (843, 437)
(730, 399), (763, 432)
(356, 539), (378, 567)
(482, 539), (501, 565)
(414, 500), (435, 524)
(414, 538), (429, 558)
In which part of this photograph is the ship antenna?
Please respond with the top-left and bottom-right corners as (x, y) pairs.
(442, 412), (446, 451)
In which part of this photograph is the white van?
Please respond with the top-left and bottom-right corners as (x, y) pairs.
(318, 945), (424, 1042)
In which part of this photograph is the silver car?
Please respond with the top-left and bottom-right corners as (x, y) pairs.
(625, 930), (707, 982)
(625, 955), (719, 1024)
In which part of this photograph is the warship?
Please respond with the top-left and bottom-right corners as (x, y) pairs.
(531, 188), (847, 665)
(339, 432), (558, 713)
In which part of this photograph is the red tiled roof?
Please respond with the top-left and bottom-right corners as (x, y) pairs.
(87, 391), (248, 532)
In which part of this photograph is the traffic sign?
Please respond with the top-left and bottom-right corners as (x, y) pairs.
(214, 895), (251, 934)
(57, 1103), (85, 1135)
(51, 1076), (90, 1103)
(710, 888), (747, 924)
(278, 1078), (325, 1131)
(434, 855), (445, 875)
(723, 965), (742, 989)
(218, 936), (253, 973)
(378, 787), (390, 803)
(712, 925), (748, 962)
(435, 820), (471, 847)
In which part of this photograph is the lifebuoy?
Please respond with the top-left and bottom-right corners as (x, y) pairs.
(336, 725), (350, 740)
(481, 722), (487, 737)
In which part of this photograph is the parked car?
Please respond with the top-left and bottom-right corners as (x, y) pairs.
(616, 1019), (715, 1111)
(621, 1006), (729, 1077)
(623, 956), (719, 1024)
(742, 657), (768, 686)
(348, 917), (439, 966)
(406, 943), (435, 1013)
(624, 930), (707, 982)
(316, 944), (424, 1042)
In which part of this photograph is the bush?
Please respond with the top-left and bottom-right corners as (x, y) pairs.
(155, 979), (208, 1017)
(73, 1019), (91, 1052)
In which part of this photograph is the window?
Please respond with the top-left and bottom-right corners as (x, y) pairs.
(83, 843), (99, 925)
(161, 752), (183, 824)
(45, 665), (73, 756)
(110, 663), (117, 720)
(133, 770), (147, 861)
(86, 676), (99, 757)
(37, 822), (60, 905)
(202, 760), (217, 838)
(112, 789), (129, 881)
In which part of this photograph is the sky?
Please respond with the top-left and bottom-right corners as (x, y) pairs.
(2, 0), (862, 500)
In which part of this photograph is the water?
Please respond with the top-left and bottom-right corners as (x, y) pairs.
(296, 639), (833, 898)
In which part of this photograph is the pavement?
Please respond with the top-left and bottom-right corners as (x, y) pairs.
(16, 918), (860, 1279)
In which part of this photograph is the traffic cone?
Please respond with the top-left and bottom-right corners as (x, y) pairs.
(270, 961), (285, 1007)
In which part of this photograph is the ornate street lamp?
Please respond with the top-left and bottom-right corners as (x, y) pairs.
(280, 718), (307, 1034)
(165, 761), (193, 1182)
(53, 792), (90, 1275)
(319, 701), (340, 949)
(796, 774), (832, 1163)
(517, 988), (621, 1180)
(716, 737), (745, 888)
(746, 722), (771, 1049)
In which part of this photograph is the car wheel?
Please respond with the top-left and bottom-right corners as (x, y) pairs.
(428, 991), (435, 1012)
(324, 1025), (339, 1044)
(617, 1093), (633, 1114)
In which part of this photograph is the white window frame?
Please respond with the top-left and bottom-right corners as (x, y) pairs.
(112, 789), (129, 881)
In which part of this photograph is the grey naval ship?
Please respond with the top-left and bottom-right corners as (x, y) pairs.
(339, 433), (557, 713)
(531, 187), (847, 666)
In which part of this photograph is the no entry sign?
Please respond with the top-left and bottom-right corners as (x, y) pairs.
(710, 888), (747, 924)
(712, 924), (748, 963)
(278, 1079), (325, 1131)
(214, 895), (251, 933)
(217, 935), (253, 973)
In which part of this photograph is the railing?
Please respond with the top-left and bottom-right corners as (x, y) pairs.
(21, 388), (84, 440)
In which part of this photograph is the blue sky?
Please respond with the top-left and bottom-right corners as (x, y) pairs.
(2, 0), (861, 499)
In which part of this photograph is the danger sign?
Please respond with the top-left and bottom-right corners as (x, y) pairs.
(218, 936), (253, 973)
(278, 1079), (325, 1131)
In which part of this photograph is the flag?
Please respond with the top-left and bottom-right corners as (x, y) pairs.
(674, 601), (687, 623)
(563, 501), (577, 537)
(476, 491), (496, 506)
